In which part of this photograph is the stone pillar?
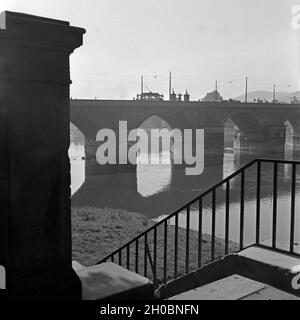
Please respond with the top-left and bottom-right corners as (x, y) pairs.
(0, 12), (85, 299)
(204, 126), (225, 166)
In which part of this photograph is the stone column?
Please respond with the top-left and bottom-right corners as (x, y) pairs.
(0, 12), (85, 299)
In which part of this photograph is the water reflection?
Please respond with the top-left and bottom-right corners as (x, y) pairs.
(69, 128), (300, 252)
(69, 141), (85, 195)
(137, 151), (172, 197)
(70, 151), (223, 218)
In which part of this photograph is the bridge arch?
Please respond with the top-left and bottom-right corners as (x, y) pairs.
(138, 115), (172, 131)
(136, 114), (175, 164)
(136, 111), (195, 131)
(229, 111), (263, 133)
(70, 123), (84, 144)
(284, 120), (293, 135)
(284, 118), (300, 135)
(224, 118), (240, 149)
(136, 115), (173, 197)
(283, 120), (300, 155)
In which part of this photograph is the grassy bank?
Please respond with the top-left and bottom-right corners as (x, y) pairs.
(72, 207), (238, 282)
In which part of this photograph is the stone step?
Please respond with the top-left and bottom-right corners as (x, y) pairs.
(169, 275), (299, 300)
(242, 285), (300, 300)
(235, 246), (300, 296)
(161, 245), (300, 299)
(237, 246), (300, 272)
(73, 262), (154, 300)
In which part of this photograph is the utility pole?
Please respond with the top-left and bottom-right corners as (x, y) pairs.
(141, 75), (144, 94)
(215, 80), (218, 102)
(245, 77), (248, 103)
(273, 84), (276, 102)
(169, 71), (172, 100)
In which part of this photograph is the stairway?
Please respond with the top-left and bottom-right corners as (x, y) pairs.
(164, 246), (300, 300)
(90, 159), (300, 300)
(72, 245), (300, 300)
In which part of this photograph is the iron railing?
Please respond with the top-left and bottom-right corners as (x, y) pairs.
(98, 159), (300, 286)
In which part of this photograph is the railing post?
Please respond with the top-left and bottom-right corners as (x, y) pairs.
(164, 221), (168, 283)
(153, 227), (157, 283)
(119, 250), (122, 266)
(126, 245), (130, 270)
(145, 244), (155, 284)
(290, 164), (296, 253)
(174, 213), (179, 278)
(272, 162), (278, 249)
(186, 206), (190, 274)
(211, 189), (216, 261)
(144, 234), (147, 277)
(256, 160), (261, 244)
(225, 180), (230, 254)
(198, 198), (203, 268)
(135, 240), (139, 273)
(240, 170), (245, 250)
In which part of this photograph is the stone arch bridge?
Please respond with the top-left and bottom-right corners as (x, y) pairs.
(70, 99), (300, 172)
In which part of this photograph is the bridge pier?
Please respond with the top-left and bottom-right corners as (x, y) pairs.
(170, 126), (225, 171)
(234, 127), (286, 159)
(286, 125), (300, 158)
(84, 136), (137, 174)
(204, 127), (225, 166)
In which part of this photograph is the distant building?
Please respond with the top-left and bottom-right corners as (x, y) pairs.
(201, 90), (223, 102)
(290, 96), (300, 104)
(184, 90), (190, 102)
(169, 89), (190, 102)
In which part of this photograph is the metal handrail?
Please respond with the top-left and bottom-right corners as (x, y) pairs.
(97, 158), (300, 285)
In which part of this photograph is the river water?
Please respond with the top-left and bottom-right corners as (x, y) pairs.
(69, 127), (300, 253)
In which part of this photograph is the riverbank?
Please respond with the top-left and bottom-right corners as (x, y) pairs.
(72, 207), (238, 282)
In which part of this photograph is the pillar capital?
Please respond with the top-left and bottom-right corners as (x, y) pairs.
(0, 11), (85, 85)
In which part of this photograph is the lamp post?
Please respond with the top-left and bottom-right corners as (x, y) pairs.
(245, 77), (248, 103)
(272, 83), (290, 103)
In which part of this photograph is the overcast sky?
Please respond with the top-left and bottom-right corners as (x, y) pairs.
(1, 0), (299, 99)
